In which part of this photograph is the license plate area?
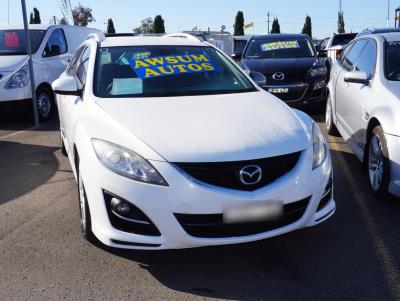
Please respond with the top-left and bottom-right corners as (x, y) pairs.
(268, 88), (289, 94)
(223, 201), (283, 224)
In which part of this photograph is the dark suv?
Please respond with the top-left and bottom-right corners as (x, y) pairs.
(236, 34), (327, 109)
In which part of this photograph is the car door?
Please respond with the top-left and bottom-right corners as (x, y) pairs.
(60, 45), (90, 152)
(350, 40), (378, 150)
(42, 28), (71, 82)
(335, 39), (368, 140)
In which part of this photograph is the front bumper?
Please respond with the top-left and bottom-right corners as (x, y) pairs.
(79, 145), (335, 250)
(263, 78), (326, 108)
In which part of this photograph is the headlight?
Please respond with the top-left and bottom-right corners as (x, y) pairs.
(312, 123), (328, 169)
(92, 139), (168, 186)
(308, 66), (327, 77)
(5, 65), (30, 89)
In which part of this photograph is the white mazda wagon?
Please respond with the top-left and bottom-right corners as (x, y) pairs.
(53, 33), (335, 250)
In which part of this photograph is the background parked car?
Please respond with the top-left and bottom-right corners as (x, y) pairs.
(316, 33), (357, 78)
(356, 27), (400, 38)
(0, 24), (101, 120)
(237, 33), (327, 110)
(232, 35), (251, 59)
(326, 32), (400, 198)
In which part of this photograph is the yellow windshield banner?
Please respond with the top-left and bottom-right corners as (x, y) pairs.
(129, 54), (220, 79)
(261, 40), (300, 51)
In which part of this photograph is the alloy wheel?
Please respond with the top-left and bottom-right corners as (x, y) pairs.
(368, 134), (384, 192)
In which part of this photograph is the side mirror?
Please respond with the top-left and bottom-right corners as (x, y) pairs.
(250, 71), (266, 87)
(344, 71), (370, 85)
(318, 50), (327, 58)
(50, 45), (61, 56)
(52, 76), (80, 96)
(231, 51), (243, 60)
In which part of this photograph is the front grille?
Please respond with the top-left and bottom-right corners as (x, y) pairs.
(174, 152), (302, 191)
(264, 84), (308, 102)
(174, 197), (310, 238)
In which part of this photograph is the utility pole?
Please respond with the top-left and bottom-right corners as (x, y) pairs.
(21, 0), (40, 127)
(387, 0), (390, 27)
(8, 0), (10, 25)
(267, 12), (271, 34)
(53, 16), (57, 24)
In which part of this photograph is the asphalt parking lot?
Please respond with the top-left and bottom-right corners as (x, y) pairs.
(0, 112), (399, 301)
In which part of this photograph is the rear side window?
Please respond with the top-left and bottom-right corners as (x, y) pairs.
(341, 40), (368, 71)
(353, 40), (377, 79)
(43, 29), (67, 57)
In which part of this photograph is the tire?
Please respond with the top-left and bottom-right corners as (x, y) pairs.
(36, 86), (55, 121)
(60, 133), (68, 157)
(367, 126), (391, 198)
(325, 94), (340, 136)
(77, 157), (95, 243)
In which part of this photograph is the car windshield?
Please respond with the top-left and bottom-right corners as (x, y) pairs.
(244, 37), (315, 59)
(331, 34), (357, 47)
(0, 30), (46, 55)
(94, 45), (257, 98)
(386, 41), (400, 81)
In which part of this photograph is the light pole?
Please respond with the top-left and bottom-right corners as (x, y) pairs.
(21, 0), (40, 127)
(8, 0), (10, 25)
(387, 0), (391, 27)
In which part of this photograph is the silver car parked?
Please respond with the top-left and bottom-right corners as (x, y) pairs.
(326, 33), (400, 198)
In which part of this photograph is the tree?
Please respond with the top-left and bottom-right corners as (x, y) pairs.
(107, 18), (116, 34)
(133, 18), (154, 34)
(29, 7), (41, 24)
(271, 18), (280, 34)
(302, 15), (312, 38)
(72, 4), (95, 27)
(153, 15), (165, 33)
(234, 11), (245, 36)
(338, 11), (345, 33)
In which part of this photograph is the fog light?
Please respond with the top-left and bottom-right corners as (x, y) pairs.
(110, 197), (131, 216)
(313, 80), (325, 91)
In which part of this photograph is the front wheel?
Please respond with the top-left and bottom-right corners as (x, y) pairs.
(367, 126), (390, 198)
(36, 86), (54, 121)
(325, 95), (339, 136)
(77, 161), (95, 242)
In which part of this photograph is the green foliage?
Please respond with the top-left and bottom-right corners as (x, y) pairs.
(153, 15), (165, 34)
(271, 18), (280, 34)
(72, 4), (95, 27)
(29, 7), (41, 24)
(338, 11), (345, 33)
(302, 15), (312, 38)
(133, 18), (154, 34)
(234, 11), (245, 36)
(107, 18), (116, 34)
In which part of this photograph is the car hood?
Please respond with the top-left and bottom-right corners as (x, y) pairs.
(0, 55), (27, 72)
(242, 57), (316, 83)
(96, 92), (310, 163)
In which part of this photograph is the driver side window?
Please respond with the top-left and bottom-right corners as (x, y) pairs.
(43, 29), (67, 58)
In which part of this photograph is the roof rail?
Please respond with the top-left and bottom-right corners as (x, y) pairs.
(86, 32), (106, 43)
(162, 33), (201, 42)
(105, 33), (138, 37)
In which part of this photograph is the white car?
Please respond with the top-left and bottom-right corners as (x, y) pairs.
(326, 33), (400, 198)
(53, 33), (335, 250)
(0, 25), (101, 119)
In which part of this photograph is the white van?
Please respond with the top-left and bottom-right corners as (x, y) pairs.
(0, 24), (102, 119)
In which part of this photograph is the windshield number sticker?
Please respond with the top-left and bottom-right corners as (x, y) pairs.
(261, 40), (300, 52)
(129, 54), (220, 79)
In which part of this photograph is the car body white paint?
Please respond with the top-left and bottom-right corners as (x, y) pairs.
(55, 35), (335, 250)
(327, 32), (400, 196)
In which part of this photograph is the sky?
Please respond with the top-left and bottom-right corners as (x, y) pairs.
(0, 0), (397, 39)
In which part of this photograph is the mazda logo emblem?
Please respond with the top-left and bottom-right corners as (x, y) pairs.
(239, 165), (263, 185)
(272, 72), (285, 81)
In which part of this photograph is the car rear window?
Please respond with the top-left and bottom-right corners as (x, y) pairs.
(244, 37), (315, 59)
(331, 34), (357, 47)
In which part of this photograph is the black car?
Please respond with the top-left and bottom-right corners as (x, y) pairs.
(234, 34), (327, 109)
